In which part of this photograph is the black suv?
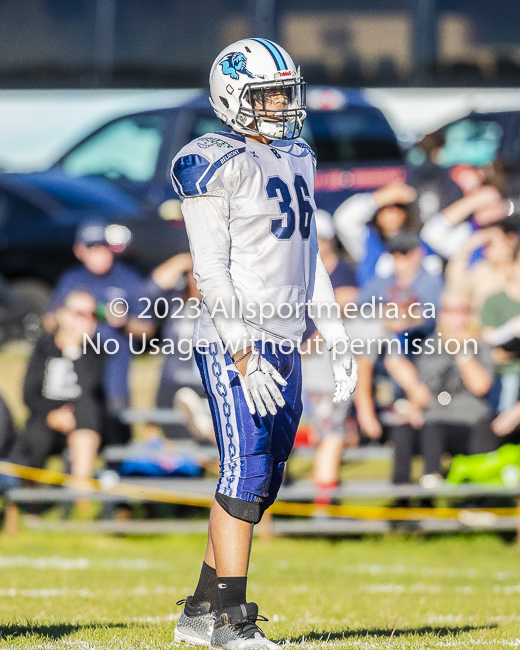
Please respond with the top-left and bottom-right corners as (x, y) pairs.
(0, 88), (404, 340)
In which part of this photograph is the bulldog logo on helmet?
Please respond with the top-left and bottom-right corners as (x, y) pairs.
(219, 52), (254, 80)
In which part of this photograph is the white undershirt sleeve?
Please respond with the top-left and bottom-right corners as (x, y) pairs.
(181, 194), (251, 351)
(420, 212), (473, 259)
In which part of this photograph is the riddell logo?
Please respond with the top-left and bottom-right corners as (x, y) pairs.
(275, 70), (292, 78)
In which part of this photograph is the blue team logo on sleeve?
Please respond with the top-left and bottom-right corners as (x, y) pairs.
(219, 52), (254, 80)
(171, 148), (245, 197)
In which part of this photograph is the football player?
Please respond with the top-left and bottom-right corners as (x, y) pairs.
(172, 38), (358, 650)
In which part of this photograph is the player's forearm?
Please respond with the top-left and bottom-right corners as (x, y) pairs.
(442, 195), (479, 226)
(182, 196), (250, 350)
(420, 213), (472, 258)
(353, 357), (376, 409)
(384, 355), (418, 395)
(485, 318), (520, 347)
(150, 253), (192, 291)
(455, 354), (493, 396)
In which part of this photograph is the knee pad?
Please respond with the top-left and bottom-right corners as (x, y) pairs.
(215, 492), (262, 524)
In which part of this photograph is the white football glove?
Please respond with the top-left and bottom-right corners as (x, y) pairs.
(330, 341), (358, 403)
(237, 348), (287, 417)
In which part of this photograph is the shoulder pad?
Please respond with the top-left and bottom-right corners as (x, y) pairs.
(194, 131), (245, 151)
(171, 134), (246, 197)
(294, 139), (317, 163)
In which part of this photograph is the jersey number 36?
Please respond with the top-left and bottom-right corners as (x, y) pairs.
(266, 175), (313, 241)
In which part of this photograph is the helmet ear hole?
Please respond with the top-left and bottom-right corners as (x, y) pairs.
(219, 96), (229, 109)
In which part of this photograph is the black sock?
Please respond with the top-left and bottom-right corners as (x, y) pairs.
(192, 562), (218, 609)
(217, 576), (247, 610)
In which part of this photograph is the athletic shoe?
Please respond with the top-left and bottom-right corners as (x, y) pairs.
(211, 602), (280, 650)
(174, 597), (215, 647)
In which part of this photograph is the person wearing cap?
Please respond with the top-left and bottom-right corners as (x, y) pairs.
(300, 210), (358, 502)
(353, 229), (444, 483)
(358, 228), (443, 338)
(45, 219), (151, 444)
(333, 181), (508, 287)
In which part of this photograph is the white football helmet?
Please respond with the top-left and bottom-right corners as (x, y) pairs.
(209, 38), (306, 141)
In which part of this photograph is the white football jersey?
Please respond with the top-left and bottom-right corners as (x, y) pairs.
(171, 130), (318, 346)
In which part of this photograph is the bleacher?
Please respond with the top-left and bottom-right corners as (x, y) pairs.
(3, 408), (520, 538)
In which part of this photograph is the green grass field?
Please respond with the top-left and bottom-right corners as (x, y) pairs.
(0, 532), (519, 648)
(0, 345), (519, 648)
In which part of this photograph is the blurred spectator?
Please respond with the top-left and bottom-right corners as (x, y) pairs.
(354, 354), (427, 485)
(22, 291), (104, 482)
(358, 230), (443, 342)
(0, 393), (21, 492)
(353, 325), (432, 485)
(0, 275), (16, 347)
(0, 274), (36, 346)
(387, 293), (496, 487)
(45, 220), (152, 444)
(303, 209), (358, 335)
(486, 158), (520, 199)
(0, 393), (16, 459)
(491, 400), (520, 441)
(445, 217), (520, 316)
(407, 130), (464, 223)
(333, 182), (421, 286)
(481, 249), (520, 440)
(300, 209), (358, 502)
(420, 184), (511, 260)
(353, 230), (443, 484)
(146, 253), (213, 443)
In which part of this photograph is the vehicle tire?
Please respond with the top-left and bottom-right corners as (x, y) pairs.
(10, 278), (52, 343)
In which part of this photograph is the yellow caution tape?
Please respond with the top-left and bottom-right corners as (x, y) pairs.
(0, 461), (214, 508)
(270, 501), (518, 521)
(0, 461), (517, 521)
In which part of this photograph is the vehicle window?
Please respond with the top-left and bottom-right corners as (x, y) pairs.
(61, 115), (167, 182)
(302, 107), (402, 164)
(439, 119), (503, 167)
(512, 124), (520, 163)
(188, 114), (230, 141)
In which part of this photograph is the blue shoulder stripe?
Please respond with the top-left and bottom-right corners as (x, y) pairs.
(295, 141), (317, 162)
(199, 147), (245, 193)
(172, 154), (211, 197)
(172, 148), (245, 197)
(250, 38), (287, 71)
